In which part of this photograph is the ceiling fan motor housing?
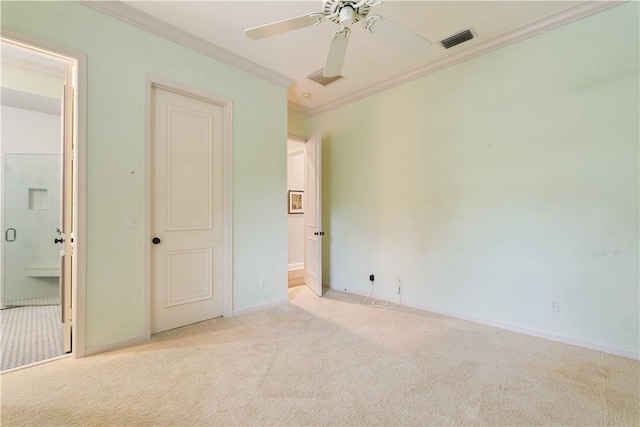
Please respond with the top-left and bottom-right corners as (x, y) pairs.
(324, 0), (372, 26)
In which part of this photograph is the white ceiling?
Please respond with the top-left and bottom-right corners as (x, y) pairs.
(89, 1), (615, 115)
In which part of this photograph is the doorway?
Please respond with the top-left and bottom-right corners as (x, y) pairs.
(148, 81), (233, 334)
(287, 139), (305, 288)
(287, 134), (323, 296)
(0, 37), (78, 370)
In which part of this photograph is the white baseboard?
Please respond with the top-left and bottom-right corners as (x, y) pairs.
(83, 296), (289, 355)
(407, 301), (639, 361)
(288, 263), (304, 271)
(233, 296), (289, 316)
(84, 335), (148, 357)
(328, 285), (639, 361)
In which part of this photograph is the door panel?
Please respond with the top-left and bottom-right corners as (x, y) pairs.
(60, 65), (74, 353)
(165, 107), (213, 230)
(151, 86), (223, 334)
(166, 248), (213, 307)
(304, 133), (322, 296)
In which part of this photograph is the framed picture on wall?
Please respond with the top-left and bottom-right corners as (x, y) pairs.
(288, 190), (303, 214)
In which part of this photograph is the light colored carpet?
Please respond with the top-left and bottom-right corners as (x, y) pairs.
(1, 305), (64, 371)
(1, 286), (638, 426)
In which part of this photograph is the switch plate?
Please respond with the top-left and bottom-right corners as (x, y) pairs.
(550, 299), (559, 312)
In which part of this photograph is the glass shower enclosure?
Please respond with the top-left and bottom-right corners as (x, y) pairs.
(2, 154), (61, 307)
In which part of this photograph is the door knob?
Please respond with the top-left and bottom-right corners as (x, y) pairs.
(152, 237), (161, 244)
(54, 237), (65, 244)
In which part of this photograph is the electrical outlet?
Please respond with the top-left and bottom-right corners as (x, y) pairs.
(259, 277), (267, 287)
(550, 299), (559, 312)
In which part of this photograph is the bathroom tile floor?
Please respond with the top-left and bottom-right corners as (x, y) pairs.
(0, 303), (64, 371)
(4, 294), (59, 307)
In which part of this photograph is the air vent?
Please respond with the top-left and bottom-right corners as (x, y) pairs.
(441, 29), (474, 49)
(307, 69), (343, 86)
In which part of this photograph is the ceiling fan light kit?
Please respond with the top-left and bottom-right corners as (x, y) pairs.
(339, 5), (357, 26)
(245, 0), (432, 78)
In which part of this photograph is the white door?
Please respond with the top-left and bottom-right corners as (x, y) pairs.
(151, 86), (223, 333)
(304, 133), (323, 296)
(60, 64), (74, 353)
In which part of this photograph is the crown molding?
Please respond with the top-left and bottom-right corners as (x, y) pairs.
(77, 1), (294, 89)
(287, 100), (312, 116)
(76, 0), (623, 117)
(304, 0), (624, 117)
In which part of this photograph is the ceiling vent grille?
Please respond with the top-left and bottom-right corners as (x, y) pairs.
(441, 29), (474, 49)
(307, 69), (343, 86)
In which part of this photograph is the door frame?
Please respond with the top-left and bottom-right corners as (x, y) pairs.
(1, 31), (88, 358)
(144, 76), (233, 339)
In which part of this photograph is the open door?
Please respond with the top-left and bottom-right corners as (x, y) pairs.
(304, 133), (323, 296)
(59, 64), (74, 353)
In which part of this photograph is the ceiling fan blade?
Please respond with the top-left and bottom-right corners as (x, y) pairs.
(323, 27), (351, 77)
(364, 15), (432, 56)
(245, 13), (322, 40)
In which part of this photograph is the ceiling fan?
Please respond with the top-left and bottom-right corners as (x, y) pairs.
(245, 0), (432, 78)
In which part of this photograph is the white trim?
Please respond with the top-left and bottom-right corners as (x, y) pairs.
(144, 75), (234, 339)
(222, 95), (234, 319)
(144, 77), (153, 341)
(72, 42), (88, 359)
(0, 31), (88, 359)
(73, 43), (88, 360)
(287, 134), (308, 144)
(78, 1), (293, 89)
(288, 262), (304, 272)
(292, 0), (625, 117)
(329, 285), (640, 361)
(405, 301), (640, 361)
(233, 297), (289, 317)
(288, 147), (305, 157)
(84, 335), (148, 357)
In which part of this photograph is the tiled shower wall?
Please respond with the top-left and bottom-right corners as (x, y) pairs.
(2, 106), (61, 306)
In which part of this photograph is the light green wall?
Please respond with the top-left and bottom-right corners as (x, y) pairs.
(1, 64), (63, 99)
(2, 1), (288, 348)
(301, 3), (639, 353)
(288, 109), (312, 140)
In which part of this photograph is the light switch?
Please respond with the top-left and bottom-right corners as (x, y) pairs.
(125, 216), (135, 229)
